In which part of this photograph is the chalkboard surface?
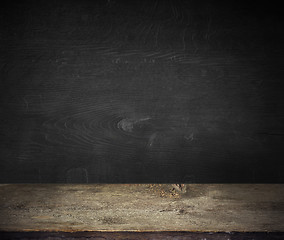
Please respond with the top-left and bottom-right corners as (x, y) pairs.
(0, 0), (283, 183)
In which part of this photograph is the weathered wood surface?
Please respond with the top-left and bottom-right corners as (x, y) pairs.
(0, 1), (283, 183)
(0, 184), (284, 232)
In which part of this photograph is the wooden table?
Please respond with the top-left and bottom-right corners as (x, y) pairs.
(0, 184), (284, 232)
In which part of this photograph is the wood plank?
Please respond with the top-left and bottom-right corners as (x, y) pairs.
(0, 184), (283, 232)
(0, 0), (283, 183)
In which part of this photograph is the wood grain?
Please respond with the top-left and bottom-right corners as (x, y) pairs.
(0, 184), (284, 232)
(0, 0), (283, 183)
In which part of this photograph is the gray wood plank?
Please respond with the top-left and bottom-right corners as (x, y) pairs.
(0, 0), (283, 183)
(0, 184), (283, 232)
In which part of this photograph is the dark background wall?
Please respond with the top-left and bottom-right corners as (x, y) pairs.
(0, 0), (283, 183)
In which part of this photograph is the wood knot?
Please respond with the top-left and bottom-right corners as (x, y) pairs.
(117, 117), (151, 133)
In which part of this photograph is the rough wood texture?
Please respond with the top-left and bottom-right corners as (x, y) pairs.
(0, 184), (283, 232)
(0, 0), (283, 183)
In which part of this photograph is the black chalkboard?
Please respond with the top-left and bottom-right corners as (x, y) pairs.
(0, 0), (283, 183)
